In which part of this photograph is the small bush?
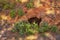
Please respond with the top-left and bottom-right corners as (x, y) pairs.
(0, 0), (8, 10)
(3, 3), (9, 10)
(0, 0), (15, 10)
(10, 9), (16, 18)
(18, 9), (25, 16)
(26, 22), (39, 35)
(12, 21), (39, 36)
(26, 0), (34, 9)
(12, 21), (58, 36)
(39, 21), (58, 33)
(31, 22), (39, 31)
(39, 22), (50, 33)
(3, 3), (15, 10)
(50, 25), (58, 32)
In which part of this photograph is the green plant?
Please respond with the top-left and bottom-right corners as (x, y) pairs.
(26, 0), (34, 9)
(12, 21), (39, 36)
(0, 0), (15, 10)
(3, 3), (15, 10)
(39, 22), (50, 33)
(39, 21), (58, 33)
(26, 22), (39, 35)
(10, 9), (16, 18)
(3, 3), (9, 10)
(18, 9), (25, 16)
(0, 0), (8, 10)
(31, 22), (39, 31)
(50, 25), (58, 32)
(12, 21), (58, 36)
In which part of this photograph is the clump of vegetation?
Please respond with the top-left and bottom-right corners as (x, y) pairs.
(12, 21), (39, 36)
(10, 9), (16, 18)
(18, 9), (25, 16)
(0, 0), (8, 11)
(12, 21), (58, 36)
(0, 0), (15, 10)
(39, 22), (50, 33)
(39, 21), (58, 33)
(50, 25), (58, 32)
(26, 0), (34, 9)
(3, 3), (15, 10)
(3, 3), (9, 10)
(26, 2), (34, 9)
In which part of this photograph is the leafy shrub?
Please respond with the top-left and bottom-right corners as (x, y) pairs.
(39, 21), (58, 33)
(26, 2), (34, 9)
(39, 22), (50, 33)
(31, 22), (39, 31)
(18, 9), (25, 16)
(26, 0), (34, 9)
(3, 3), (9, 10)
(12, 21), (58, 36)
(12, 21), (39, 36)
(0, 0), (15, 10)
(3, 3), (15, 10)
(0, 0), (8, 10)
(26, 22), (39, 35)
(50, 25), (58, 32)
(10, 9), (16, 18)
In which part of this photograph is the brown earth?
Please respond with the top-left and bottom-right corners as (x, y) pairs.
(0, 0), (60, 40)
